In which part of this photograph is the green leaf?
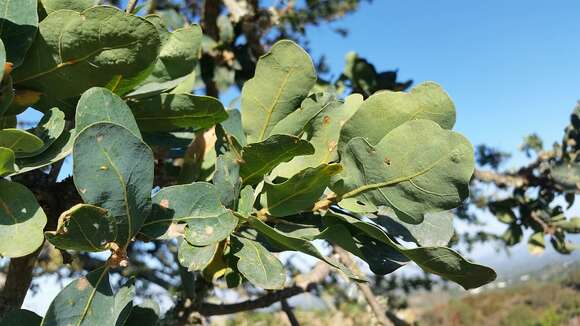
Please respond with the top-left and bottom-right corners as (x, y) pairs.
(18, 107), (66, 158)
(272, 93), (363, 178)
(0, 0), (38, 67)
(239, 134), (315, 185)
(269, 93), (333, 137)
(237, 185), (254, 217)
(241, 40), (316, 143)
(12, 6), (161, 110)
(128, 93), (228, 132)
(139, 24), (202, 86)
(527, 231), (545, 255)
(375, 208), (454, 247)
(318, 222), (408, 275)
(73, 123), (154, 246)
(40, 0), (99, 14)
(42, 267), (135, 326)
(156, 9), (186, 30)
(554, 217), (580, 233)
(213, 153), (241, 209)
(551, 161), (580, 193)
(232, 236), (286, 289)
(124, 300), (160, 326)
(76, 87), (141, 137)
(0, 76), (14, 117)
(0, 309), (41, 326)
(356, 235), (409, 275)
(501, 224), (523, 247)
(178, 240), (219, 272)
(328, 211), (496, 289)
(0, 147), (15, 176)
(333, 119), (474, 224)
(45, 204), (117, 252)
(264, 163), (342, 217)
(338, 82), (455, 153)
(0, 128), (44, 157)
(0, 115), (16, 129)
(125, 75), (190, 99)
(0, 39), (5, 83)
(10, 129), (74, 176)
(316, 224), (364, 257)
(0, 179), (47, 257)
(221, 109), (246, 146)
(248, 217), (365, 282)
(141, 183), (238, 246)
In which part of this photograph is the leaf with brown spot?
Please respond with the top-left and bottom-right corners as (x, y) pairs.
(140, 183), (237, 245)
(42, 266), (135, 326)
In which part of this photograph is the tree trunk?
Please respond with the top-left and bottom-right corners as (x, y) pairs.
(0, 245), (43, 318)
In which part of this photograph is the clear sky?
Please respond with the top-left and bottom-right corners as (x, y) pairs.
(301, 0), (580, 166)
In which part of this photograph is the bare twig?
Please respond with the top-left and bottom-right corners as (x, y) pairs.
(473, 169), (528, 188)
(281, 299), (300, 326)
(198, 261), (330, 316)
(126, 0), (139, 13)
(335, 247), (393, 326)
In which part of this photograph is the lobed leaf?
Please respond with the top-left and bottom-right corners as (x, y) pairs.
(333, 119), (474, 224)
(338, 82), (455, 153)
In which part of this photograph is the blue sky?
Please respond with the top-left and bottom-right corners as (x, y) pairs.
(300, 0), (580, 166)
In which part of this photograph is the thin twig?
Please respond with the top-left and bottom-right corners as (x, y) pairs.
(126, 0), (139, 13)
(335, 247), (393, 326)
(281, 299), (300, 326)
(198, 262), (330, 316)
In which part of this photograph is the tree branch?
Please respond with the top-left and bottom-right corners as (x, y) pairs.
(335, 247), (393, 326)
(126, 0), (139, 13)
(198, 261), (330, 316)
(0, 245), (44, 318)
(281, 298), (300, 326)
(473, 169), (528, 188)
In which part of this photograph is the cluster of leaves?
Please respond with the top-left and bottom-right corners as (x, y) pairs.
(0, 1), (498, 324)
(469, 105), (580, 256)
